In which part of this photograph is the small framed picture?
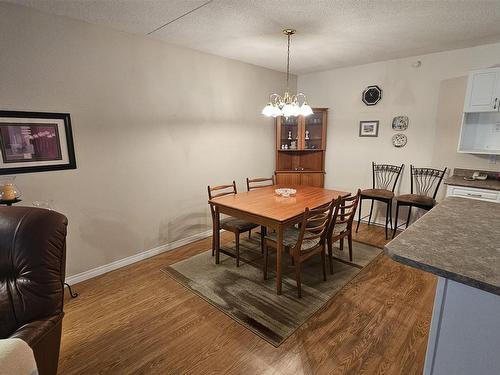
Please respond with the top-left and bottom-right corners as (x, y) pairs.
(0, 111), (76, 175)
(359, 121), (379, 137)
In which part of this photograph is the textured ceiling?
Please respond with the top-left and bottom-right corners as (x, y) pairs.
(5, 0), (500, 74)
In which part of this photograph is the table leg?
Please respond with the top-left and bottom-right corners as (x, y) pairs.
(214, 206), (221, 264)
(276, 224), (283, 295)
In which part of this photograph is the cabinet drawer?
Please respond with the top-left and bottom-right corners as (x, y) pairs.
(447, 186), (499, 202)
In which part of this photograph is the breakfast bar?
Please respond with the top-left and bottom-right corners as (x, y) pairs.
(385, 197), (500, 375)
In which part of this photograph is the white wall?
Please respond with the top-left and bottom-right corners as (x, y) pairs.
(0, 3), (293, 277)
(298, 43), (500, 223)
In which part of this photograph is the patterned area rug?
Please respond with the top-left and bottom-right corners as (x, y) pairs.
(161, 236), (382, 347)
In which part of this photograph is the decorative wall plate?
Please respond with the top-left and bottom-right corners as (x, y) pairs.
(392, 116), (409, 131)
(392, 133), (407, 148)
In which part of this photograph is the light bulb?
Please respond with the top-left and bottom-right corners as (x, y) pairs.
(282, 103), (295, 117)
(291, 103), (301, 117)
(300, 103), (313, 116)
(262, 103), (274, 117)
(271, 106), (282, 117)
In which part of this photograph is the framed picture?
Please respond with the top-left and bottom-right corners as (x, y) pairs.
(0, 111), (76, 175)
(359, 120), (379, 137)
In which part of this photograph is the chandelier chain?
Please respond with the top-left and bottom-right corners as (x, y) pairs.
(286, 32), (291, 89)
(261, 29), (312, 117)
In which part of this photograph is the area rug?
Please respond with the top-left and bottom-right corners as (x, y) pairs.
(161, 236), (382, 347)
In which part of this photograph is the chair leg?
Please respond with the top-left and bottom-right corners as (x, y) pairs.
(263, 243), (268, 280)
(235, 232), (240, 267)
(406, 206), (412, 229)
(321, 247), (327, 281)
(367, 199), (374, 226)
(260, 226), (266, 254)
(388, 201), (393, 231)
(385, 201), (390, 240)
(356, 197), (363, 233)
(392, 203), (400, 239)
(340, 237), (344, 251)
(211, 231), (215, 256)
(248, 229), (251, 239)
(295, 261), (302, 298)
(348, 234), (353, 262)
(327, 239), (334, 275)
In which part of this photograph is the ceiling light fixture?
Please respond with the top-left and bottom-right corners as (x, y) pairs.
(262, 29), (313, 118)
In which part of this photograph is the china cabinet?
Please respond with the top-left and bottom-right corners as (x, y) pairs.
(275, 108), (327, 187)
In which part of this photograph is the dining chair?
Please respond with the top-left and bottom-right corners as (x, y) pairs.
(327, 189), (361, 270)
(208, 181), (259, 267)
(246, 176), (275, 191)
(246, 176), (275, 240)
(356, 162), (404, 239)
(392, 166), (447, 239)
(263, 199), (335, 298)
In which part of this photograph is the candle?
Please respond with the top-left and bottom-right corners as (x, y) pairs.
(2, 183), (16, 201)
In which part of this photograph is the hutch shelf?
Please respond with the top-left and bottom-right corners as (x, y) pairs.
(275, 108), (328, 187)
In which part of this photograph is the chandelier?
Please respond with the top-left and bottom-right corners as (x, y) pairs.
(262, 29), (313, 118)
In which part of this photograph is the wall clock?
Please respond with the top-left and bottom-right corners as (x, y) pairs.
(362, 85), (382, 106)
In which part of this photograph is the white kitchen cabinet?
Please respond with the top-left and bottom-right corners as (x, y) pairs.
(464, 68), (500, 113)
(446, 185), (500, 203)
(458, 67), (500, 154)
(457, 112), (500, 154)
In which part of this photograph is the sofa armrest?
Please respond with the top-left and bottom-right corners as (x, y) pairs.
(10, 314), (64, 375)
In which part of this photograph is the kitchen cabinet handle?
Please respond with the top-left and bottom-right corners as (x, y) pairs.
(466, 193), (482, 198)
(494, 98), (498, 110)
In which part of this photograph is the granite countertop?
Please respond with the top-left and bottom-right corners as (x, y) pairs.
(385, 197), (500, 296)
(445, 175), (500, 191)
(444, 168), (500, 191)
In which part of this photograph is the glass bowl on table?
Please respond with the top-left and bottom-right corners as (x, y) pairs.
(275, 188), (297, 198)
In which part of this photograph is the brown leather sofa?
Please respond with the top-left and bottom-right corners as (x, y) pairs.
(0, 206), (68, 375)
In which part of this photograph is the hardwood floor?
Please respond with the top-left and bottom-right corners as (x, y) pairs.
(59, 222), (436, 375)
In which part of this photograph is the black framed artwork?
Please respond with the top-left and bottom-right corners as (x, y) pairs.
(359, 120), (379, 137)
(0, 111), (76, 175)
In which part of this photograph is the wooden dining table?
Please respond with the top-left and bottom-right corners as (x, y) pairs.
(208, 185), (351, 295)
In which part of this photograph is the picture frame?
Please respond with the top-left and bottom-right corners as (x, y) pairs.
(0, 111), (76, 175)
(359, 120), (379, 137)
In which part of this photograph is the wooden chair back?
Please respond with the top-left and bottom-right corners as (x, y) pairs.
(330, 190), (361, 236)
(372, 162), (404, 192)
(410, 166), (447, 199)
(246, 176), (275, 191)
(291, 199), (335, 257)
(207, 181), (237, 217)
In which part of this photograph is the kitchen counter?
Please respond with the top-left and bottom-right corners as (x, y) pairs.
(386, 196), (500, 375)
(444, 175), (500, 191)
(385, 197), (500, 295)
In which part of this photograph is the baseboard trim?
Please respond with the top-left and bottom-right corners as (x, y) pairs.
(65, 229), (213, 285)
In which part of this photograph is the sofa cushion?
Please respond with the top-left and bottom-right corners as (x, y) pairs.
(0, 338), (38, 375)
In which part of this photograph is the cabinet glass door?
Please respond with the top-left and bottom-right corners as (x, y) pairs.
(304, 112), (324, 150)
(279, 116), (300, 150)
